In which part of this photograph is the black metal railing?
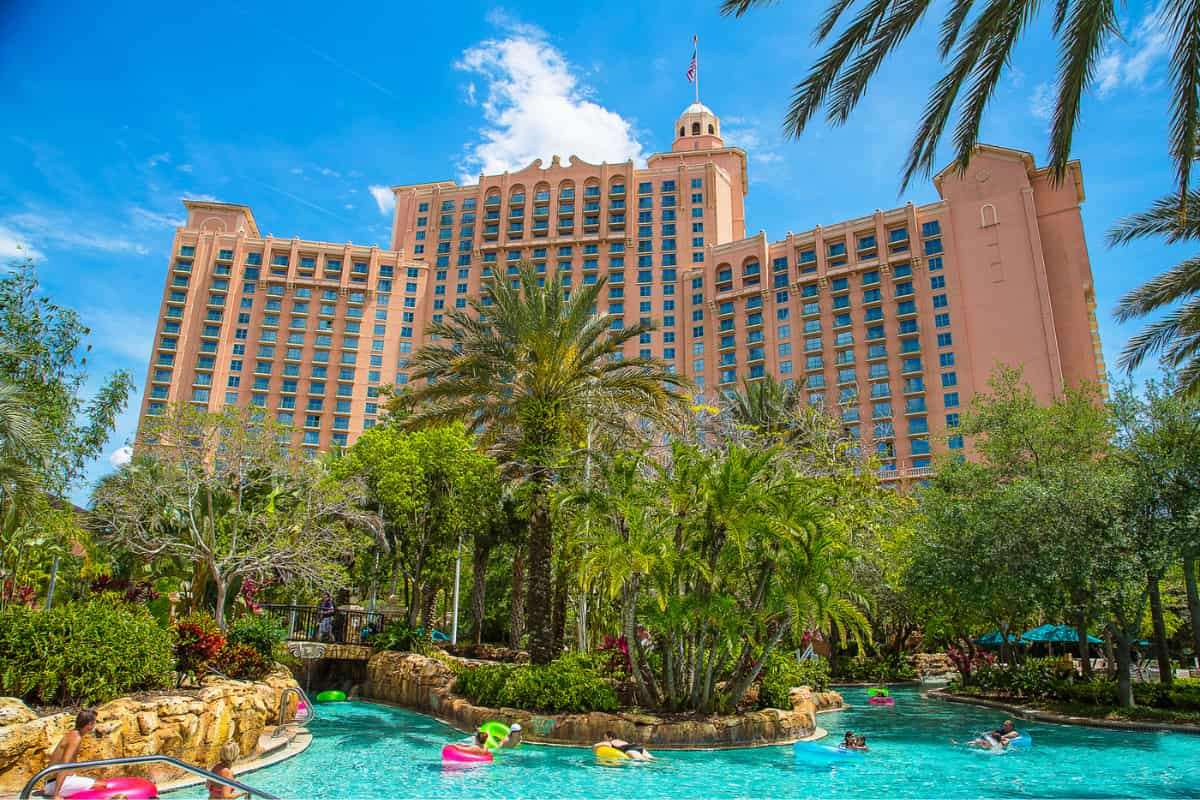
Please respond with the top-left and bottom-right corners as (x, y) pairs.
(21, 756), (277, 799)
(260, 603), (388, 645)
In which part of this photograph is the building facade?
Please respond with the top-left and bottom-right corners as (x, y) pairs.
(138, 103), (1105, 478)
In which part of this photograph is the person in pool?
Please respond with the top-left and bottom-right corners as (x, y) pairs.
(598, 730), (655, 761)
(840, 731), (869, 751)
(454, 730), (492, 757)
(498, 723), (522, 748)
(206, 741), (247, 799)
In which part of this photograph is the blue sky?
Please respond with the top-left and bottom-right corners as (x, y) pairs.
(0, 0), (1182, 502)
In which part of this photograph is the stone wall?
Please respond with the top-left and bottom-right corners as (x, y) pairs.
(0, 667), (299, 795)
(364, 651), (843, 749)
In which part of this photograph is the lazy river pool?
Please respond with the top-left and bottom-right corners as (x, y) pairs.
(169, 687), (1200, 798)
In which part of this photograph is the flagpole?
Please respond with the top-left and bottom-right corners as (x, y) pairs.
(694, 36), (700, 104)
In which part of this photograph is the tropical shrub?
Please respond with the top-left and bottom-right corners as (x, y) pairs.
(453, 655), (618, 713)
(971, 657), (1074, 698)
(1053, 679), (1200, 710)
(171, 612), (224, 683)
(834, 654), (917, 683)
(90, 575), (159, 604)
(211, 642), (272, 681)
(758, 652), (830, 709)
(226, 613), (285, 661)
(371, 619), (425, 653)
(0, 598), (173, 706)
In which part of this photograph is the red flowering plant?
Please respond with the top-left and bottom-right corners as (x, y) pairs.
(171, 612), (225, 686)
(240, 577), (272, 614)
(946, 646), (996, 687)
(211, 642), (272, 681)
(598, 635), (631, 678)
(1, 579), (36, 607)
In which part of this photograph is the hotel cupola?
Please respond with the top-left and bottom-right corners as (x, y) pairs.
(672, 102), (723, 152)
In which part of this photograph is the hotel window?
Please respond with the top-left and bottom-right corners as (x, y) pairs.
(944, 391), (960, 408)
(934, 312), (951, 328)
(827, 241), (846, 257)
(948, 434), (964, 450)
(930, 275), (946, 290)
(939, 352), (956, 368)
(937, 332), (953, 347)
(921, 221), (941, 237)
(932, 294), (948, 309)
(928, 256), (944, 271)
(942, 372), (958, 387)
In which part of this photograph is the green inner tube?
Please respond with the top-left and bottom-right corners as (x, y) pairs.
(867, 687), (890, 697)
(315, 690), (346, 703)
(479, 721), (511, 749)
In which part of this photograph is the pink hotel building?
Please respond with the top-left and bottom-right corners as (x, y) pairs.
(138, 102), (1105, 479)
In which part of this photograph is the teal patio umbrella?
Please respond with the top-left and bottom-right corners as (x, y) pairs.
(974, 631), (1021, 647)
(1020, 624), (1101, 644)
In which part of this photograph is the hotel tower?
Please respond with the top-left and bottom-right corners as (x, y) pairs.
(138, 102), (1105, 480)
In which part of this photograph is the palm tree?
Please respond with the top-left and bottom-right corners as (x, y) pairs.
(403, 263), (689, 663)
(726, 375), (802, 436)
(0, 371), (48, 520)
(1108, 190), (1200, 394)
(722, 1), (1199, 204)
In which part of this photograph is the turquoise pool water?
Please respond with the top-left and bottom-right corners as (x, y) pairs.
(173, 688), (1200, 798)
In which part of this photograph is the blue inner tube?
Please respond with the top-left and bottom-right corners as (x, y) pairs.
(1009, 732), (1033, 750)
(793, 741), (861, 763)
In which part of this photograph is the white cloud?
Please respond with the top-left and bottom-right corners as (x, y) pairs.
(723, 123), (781, 166)
(0, 224), (44, 261)
(1029, 82), (1055, 122)
(108, 446), (132, 468)
(131, 207), (185, 228)
(82, 306), (158, 362)
(183, 193), (222, 203)
(1, 212), (150, 256)
(344, 203), (355, 210)
(1094, 4), (1171, 98)
(290, 167), (304, 175)
(454, 18), (644, 183)
(147, 152), (170, 168)
(318, 167), (341, 177)
(368, 185), (395, 216)
(177, 163), (194, 173)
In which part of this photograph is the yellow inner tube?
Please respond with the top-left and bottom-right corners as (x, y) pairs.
(594, 745), (630, 760)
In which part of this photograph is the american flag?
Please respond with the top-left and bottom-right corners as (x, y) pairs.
(687, 36), (697, 83)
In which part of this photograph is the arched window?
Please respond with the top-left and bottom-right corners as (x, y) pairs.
(980, 203), (999, 227)
(707, 124), (715, 135)
(679, 126), (685, 137)
(691, 122), (701, 135)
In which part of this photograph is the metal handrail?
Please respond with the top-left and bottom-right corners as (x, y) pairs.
(20, 755), (278, 799)
(273, 685), (316, 738)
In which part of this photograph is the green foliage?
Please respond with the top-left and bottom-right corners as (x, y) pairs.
(833, 654), (917, 683)
(92, 404), (376, 629)
(961, 674), (1200, 712)
(211, 642), (272, 681)
(757, 651), (830, 709)
(969, 657), (1075, 699)
(0, 260), (133, 493)
(371, 619), (425, 653)
(0, 597), (173, 705)
(225, 613), (285, 661)
(453, 655), (619, 713)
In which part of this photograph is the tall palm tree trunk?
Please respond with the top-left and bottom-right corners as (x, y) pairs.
(551, 560), (569, 656)
(1184, 554), (1200, 665)
(1148, 575), (1173, 684)
(509, 545), (526, 650)
(525, 482), (555, 664)
(471, 536), (491, 645)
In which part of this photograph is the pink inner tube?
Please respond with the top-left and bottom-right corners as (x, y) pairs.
(868, 696), (895, 705)
(441, 743), (494, 765)
(68, 777), (158, 799)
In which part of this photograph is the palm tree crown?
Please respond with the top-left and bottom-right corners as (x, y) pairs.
(1108, 188), (1200, 394)
(722, 1), (1197, 205)
(402, 262), (689, 663)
